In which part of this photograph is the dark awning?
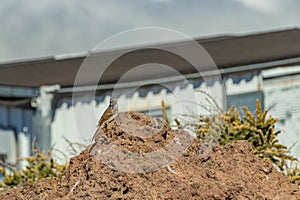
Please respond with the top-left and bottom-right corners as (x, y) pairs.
(0, 28), (300, 88)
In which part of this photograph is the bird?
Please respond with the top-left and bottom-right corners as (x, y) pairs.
(92, 97), (118, 142)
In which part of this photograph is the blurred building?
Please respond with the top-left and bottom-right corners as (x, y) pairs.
(0, 28), (300, 164)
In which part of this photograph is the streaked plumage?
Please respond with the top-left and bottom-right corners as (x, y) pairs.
(92, 98), (118, 141)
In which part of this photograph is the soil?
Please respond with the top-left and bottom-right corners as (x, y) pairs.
(1, 111), (300, 200)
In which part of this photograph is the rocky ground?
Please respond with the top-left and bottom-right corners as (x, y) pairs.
(1, 112), (300, 199)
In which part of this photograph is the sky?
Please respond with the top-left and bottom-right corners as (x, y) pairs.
(0, 0), (300, 61)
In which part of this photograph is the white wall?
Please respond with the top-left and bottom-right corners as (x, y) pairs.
(264, 74), (300, 158)
(52, 72), (300, 164)
(225, 75), (261, 95)
(51, 82), (224, 163)
(0, 128), (17, 164)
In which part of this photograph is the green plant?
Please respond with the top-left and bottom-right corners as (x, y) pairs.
(161, 100), (170, 125)
(282, 162), (300, 185)
(0, 142), (68, 191)
(171, 91), (300, 185)
(194, 99), (297, 170)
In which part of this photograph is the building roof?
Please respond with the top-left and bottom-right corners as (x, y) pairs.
(1, 28), (300, 88)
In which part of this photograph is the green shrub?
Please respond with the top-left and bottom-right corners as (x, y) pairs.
(195, 99), (297, 169)
(0, 143), (68, 192)
(169, 92), (300, 185)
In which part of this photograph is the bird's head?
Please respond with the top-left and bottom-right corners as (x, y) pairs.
(109, 98), (118, 108)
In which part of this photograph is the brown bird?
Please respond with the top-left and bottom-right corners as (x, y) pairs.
(92, 97), (118, 142)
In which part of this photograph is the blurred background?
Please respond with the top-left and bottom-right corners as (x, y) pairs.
(0, 0), (300, 170)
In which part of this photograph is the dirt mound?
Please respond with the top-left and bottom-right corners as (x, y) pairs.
(1, 112), (300, 199)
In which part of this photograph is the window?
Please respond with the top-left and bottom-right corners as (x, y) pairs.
(226, 91), (264, 116)
(0, 154), (7, 181)
(138, 106), (171, 118)
(0, 154), (6, 163)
